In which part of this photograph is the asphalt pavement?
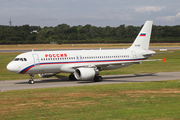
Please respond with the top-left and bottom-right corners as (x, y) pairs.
(1, 72), (180, 91)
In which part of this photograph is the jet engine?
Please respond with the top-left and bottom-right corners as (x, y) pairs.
(38, 73), (58, 78)
(74, 68), (96, 80)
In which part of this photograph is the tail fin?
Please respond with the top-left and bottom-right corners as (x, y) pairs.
(129, 21), (153, 50)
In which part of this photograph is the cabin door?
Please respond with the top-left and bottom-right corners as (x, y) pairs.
(131, 51), (137, 60)
(32, 54), (40, 66)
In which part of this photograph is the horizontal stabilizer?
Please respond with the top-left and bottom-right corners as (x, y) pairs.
(156, 51), (174, 54)
(162, 57), (167, 63)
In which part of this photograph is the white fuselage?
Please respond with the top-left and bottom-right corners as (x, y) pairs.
(7, 48), (152, 74)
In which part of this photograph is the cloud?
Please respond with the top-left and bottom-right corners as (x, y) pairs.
(134, 6), (165, 13)
(85, 13), (133, 21)
(97, 7), (133, 21)
(156, 12), (180, 21)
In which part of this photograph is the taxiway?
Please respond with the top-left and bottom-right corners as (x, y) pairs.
(0, 72), (180, 91)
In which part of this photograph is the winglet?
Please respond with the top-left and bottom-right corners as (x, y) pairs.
(162, 57), (167, 63)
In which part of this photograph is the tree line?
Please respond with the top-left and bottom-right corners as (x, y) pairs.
(0, 23), (180, 44)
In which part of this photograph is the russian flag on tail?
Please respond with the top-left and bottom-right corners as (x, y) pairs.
(140, 33), (146, 36)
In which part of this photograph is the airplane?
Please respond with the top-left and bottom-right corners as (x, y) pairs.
(7, 21), (166, 84)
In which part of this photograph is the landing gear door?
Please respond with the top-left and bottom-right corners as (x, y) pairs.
(32, 54), (40, 66)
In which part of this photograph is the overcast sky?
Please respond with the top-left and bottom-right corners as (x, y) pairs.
(0, 0), (180, 27)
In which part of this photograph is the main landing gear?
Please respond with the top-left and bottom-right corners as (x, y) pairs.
(68, 73), (102, 82)
(69, 73), (77, 80)
(28, 74), (35, 84)
(94, 76), (102, 82)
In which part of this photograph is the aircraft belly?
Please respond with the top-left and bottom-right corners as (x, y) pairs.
(43, 64), (62, 73)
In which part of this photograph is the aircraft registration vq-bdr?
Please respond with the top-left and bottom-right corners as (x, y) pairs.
(7, 21), (166, 84)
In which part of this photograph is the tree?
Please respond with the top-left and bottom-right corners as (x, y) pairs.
(36, 35), (47, 43)
(56, 24), (70, 35)
(89, 26), (98, 38)
(102, 26), (111, 37)
(68, 33), (78, 40)
(0, 23), (180, 44)
(26, 34), (37, 41)
(77, 25), (82, 35)
(116, 24), (126, 37)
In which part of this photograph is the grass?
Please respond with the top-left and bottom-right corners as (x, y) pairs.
(1, 50), (180, 80)
(0, 43), (180, 50)
(0, 44), (131, 50)
(0, 80), (180, 119)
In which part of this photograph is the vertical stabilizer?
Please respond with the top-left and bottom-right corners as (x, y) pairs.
(129, 21), (153, 50)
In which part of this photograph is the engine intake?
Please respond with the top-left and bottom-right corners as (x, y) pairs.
(74, 68), (96, 80)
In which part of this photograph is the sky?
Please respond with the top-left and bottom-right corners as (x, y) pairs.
(0, 0), (180, 27)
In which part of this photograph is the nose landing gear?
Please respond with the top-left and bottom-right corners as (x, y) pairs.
(29, 74), (35, 84)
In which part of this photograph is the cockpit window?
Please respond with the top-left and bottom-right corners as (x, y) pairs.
(14, 58), (20, 61)
(14, 58), (27, 61)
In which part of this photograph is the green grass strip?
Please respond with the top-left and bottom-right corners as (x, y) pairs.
(0, 80), (180, 119)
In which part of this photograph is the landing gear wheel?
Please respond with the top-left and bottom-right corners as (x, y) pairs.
(97, 76), (102, 82)
(29, 80), (34, 84)
(94, 76), (102, 82)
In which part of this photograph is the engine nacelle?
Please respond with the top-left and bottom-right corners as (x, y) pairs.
(38, 73), (58, 78)
(74, 68), (96, 80)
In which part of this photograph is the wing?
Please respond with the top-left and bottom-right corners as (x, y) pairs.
(94, 58), (166, 69)
(66, 57), (166, 70)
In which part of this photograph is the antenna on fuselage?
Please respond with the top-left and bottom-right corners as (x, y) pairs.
(32, 49), (34, 52)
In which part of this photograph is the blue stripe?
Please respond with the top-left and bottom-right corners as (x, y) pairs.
(141, 33), (146, 35)
(20, 65), (34, 74)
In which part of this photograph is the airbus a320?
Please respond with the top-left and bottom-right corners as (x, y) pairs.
(7, 21), (166, 84)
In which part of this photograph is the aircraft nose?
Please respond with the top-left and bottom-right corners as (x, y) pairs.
(7, 62), (19, 73)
